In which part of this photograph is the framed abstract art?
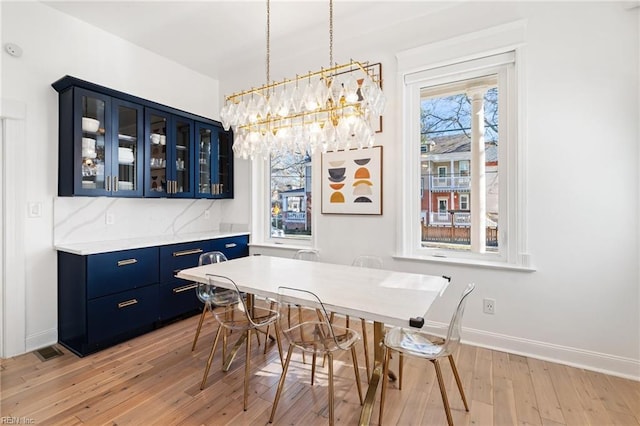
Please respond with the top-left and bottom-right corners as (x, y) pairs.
(321, 146), (382, 215)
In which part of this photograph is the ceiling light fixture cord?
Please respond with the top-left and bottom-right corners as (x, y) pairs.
(266, 0), (271, 84)
(329, 0), (333, 68)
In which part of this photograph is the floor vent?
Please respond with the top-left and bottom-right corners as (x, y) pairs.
(34, 345), (63, 362)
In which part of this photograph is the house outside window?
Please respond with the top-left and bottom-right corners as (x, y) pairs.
(270, 152), (312, 239)
(421, 82), (499, 251)
(399, 45), (527, 267)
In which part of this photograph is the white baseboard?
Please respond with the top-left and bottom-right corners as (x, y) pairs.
(25, 328), (58, 354)
(462, 326), (640, 381)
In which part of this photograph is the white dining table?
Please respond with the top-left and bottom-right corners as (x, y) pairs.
(177, 255), (450, 425)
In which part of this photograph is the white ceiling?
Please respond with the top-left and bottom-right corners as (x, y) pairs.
(43, 0), (451, 80)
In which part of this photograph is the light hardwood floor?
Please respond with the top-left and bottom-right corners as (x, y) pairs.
(1, 312), (639, 425)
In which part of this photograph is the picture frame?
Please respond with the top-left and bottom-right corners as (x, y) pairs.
(321, 146), (383, 215)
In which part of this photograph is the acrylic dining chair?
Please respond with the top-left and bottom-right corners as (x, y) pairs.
(191, 251), (229, 351)
(379, 283), (475, 426)
(269, 286), (363, 425)
(293, 249), (320, 262)
(199, 274), (281, 411)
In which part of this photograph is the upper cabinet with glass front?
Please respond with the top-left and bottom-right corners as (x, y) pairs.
(144, 109), (194, 198)
(195, 123), (234, 198)
(52, 76), (233, 199)
(56, 88), (144, 197)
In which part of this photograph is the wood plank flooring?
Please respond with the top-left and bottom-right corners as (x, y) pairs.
(1, 312), (638, 425)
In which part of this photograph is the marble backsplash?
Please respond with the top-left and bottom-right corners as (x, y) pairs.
(53, 197), (238, 245)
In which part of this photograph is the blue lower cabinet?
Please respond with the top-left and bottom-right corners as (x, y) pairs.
(159, 241), (214, 283)
(87, 247), (159, 299)
(211, 235), (249, 259)
(88, 284), (159, 344)
(57, 235), (249, 357)
(159, 280), (201, 321)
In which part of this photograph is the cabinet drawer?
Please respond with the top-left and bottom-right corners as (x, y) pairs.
(87, 247), (159, 299)
(211, 235), (249, 260)
(87, 284), (158, 344)
(159, 241), (213, 283)
(159, 280), (202, 321)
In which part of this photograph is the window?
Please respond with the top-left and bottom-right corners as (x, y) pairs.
(421, 78), (498, 252)
(459, 194), (469, 211)
(399, 47), (527, 268)
(269, 152), (312, 240)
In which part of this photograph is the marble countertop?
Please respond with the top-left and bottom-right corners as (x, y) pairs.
(54, 231), (250, 255)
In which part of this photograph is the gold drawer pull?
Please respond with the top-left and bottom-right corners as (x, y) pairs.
(173, 283), (198, 294)
(225, 243), (237, 249)
(173, 248), (203, 257)
(118, 299), (138, 309)
(117, 258), (138, 267)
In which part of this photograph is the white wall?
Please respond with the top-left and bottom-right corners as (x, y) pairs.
(222, 2), (640, 379)
(0, 1), (226, 355)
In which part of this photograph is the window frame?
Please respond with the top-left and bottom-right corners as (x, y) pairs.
(397, 41), (531, 270)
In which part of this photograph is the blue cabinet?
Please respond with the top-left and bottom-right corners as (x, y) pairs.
(53, 75), (233, 199)
(58, 248), (160, 356)
(57, 235), (249, 356)
(144, 109), (195, 198)
(195, 123), (234, 198)
(157, 236), (249, 321)
(56, 87), (145, 197)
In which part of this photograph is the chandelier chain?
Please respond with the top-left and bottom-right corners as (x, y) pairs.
(266, 0), (271, 84)
(329, 0), (333, 67)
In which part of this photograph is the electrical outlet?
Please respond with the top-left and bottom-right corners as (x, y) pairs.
(483, 298), (495, 314)
(105, 212), (115, 225)
(204, 210), (210, 220)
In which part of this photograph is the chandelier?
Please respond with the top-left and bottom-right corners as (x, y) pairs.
(221, 0), (385, 159)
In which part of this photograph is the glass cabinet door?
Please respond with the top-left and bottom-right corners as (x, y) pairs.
(173, 118), (192, 197)
(194, 123), (233, 199)
(196, 124), (213, 196)
(147, 111), (169, 195)
(112, 100), (143, 196)
(78, 90), (110, 195)
(216, 129), (233, 197)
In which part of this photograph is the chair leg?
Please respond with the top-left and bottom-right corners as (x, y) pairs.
(191, 305), (208, 352)
(399, 353), (404, 390)
(274, 322), (284, 367)
(269, 343), (295, 424)
(448, 354), (469, 411)
(200, 326), (223, 390)
(263, 324), (271, 355)
(433, 359), (454, 426)
(350, 346), (364, 405)
(221, 308), (230, 368)
(243, 329), (251, 411)
(360, 317), (370, 382)
(311, 352), (317, 385)
(327, 352), (335, 426)
(379, 346), (391, 425)
(297, 306), (306, 365)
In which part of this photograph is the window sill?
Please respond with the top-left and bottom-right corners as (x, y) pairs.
(393, 253), (536, 272)
(249, 241), (313, 252)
